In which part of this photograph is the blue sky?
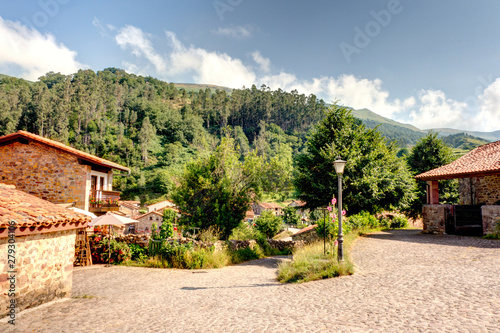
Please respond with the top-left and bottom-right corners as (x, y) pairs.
(1, 0), (500, 131)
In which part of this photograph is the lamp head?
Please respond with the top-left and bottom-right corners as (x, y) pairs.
(333, 157), (347, 174)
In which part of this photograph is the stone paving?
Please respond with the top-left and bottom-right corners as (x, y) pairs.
(2, 229), (500, 332)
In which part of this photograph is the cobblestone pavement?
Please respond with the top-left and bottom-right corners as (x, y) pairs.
(2, 229), (500, 332)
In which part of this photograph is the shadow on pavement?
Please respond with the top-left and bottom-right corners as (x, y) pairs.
(362, 229), (500, 249)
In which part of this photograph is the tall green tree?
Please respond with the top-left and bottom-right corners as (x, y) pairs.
(172, 136), (263, 239)
(406, 132), (458, 217)
(294, 105), (416, 214)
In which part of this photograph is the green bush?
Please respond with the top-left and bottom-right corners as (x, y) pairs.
(229, 222), (262, 240)
(99, 238), (132, 264)
(390, 215), (409, 229)
(315, 217), (339, 239)
(254, 211), (283, 239)
(128, 243), (148, 261)
(347, 211), (379, 230)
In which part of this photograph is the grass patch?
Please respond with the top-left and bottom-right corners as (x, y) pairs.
(277, 227), (379, 283)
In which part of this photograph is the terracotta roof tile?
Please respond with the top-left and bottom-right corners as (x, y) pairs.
(415, 140), (500, 181)
(0, 183), (90, 228)
(293, 224), (317, 235)
(0, 130), (130, 172)
(259, 202), (283, 209)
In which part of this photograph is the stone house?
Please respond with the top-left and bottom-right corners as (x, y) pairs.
(252, 202), (284, 216)
(130, 211), (164, 234)
(119, 201), (141, 218)
(147, 200), (176, 214)
(0, 183), (89, 319)
(415, 140), (500, 235)
(0, 131), (130, 215)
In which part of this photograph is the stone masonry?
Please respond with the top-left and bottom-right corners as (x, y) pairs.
(0, 141), (91, 210)
(0, 229), (77, 318)
(459, 175), (500, 205)
(422, 204), (453, 234)
(481, 205), (500, 234)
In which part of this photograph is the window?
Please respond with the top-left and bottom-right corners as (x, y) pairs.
(149, 216), (153, 220)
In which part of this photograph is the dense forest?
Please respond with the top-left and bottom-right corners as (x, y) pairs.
(0, 68), (327, 203)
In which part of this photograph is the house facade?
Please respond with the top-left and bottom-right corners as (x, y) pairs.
(0, 183), (89, 318)
(147, 200), (176, 213)
(252, 202), (284, 216)
(133, 211), (164, 234)
(415, 140), (500, 235)
(288, 200), (308, 221)
(0, 131), (130, 214)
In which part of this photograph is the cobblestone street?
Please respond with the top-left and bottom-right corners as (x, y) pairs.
(2, 229), (500, 332)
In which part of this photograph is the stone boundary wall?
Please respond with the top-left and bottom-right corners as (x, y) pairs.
(422, 204), (453, 234)
(114, 234), (302, 252)
(291, 228), (319, 243)
(0, 229), (76, 319)
(481, 205), (500, 234)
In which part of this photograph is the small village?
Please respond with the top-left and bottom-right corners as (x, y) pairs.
(1, 1), (500, 331)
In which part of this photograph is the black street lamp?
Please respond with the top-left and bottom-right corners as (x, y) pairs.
(333, 157), (347, 261)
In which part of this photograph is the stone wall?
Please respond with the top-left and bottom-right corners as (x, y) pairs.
(0, 141), (89, 210)
(422, 204), (453, 234)
(459, 175), (500, 205)
(136, 213), (163, 233)
(292, 227), (319, 243)
(0, 229), (77, 318)
(481, 205), (500, 234)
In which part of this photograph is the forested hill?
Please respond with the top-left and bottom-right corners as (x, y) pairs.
(0, 68), (329, 201)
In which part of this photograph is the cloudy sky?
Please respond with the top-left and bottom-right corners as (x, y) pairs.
(1, 0), (499, 132)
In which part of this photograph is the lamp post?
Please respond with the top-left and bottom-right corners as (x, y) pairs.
(334, 157), (346, 261)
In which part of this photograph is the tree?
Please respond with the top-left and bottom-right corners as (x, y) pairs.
(160, 209), (176, 239)
(282, 206), (302, 226)
(172, 136), (263, 239)
(294, 105), (416, 214)
(406, 132), (458, 217)
(254, 210), (282, 238)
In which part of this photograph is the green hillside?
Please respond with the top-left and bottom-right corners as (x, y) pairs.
(173, 83), (233, 94)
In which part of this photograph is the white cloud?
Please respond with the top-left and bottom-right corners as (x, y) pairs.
(408, 90), (467, 130)
(0, 17), (84, 81)
(215, 26), (252, 39)
(476, 78), (500, 131)
(251, 51), (271, 73)
(115, 25), (166, 73)
(112, 24), (498, 132)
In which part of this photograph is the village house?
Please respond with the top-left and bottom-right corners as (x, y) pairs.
(129, 211), (164, 234)
(288, 200), (308, 221)
(0, 131), (130, 215)
(0, 183), (89, 318)
(147, 200), (176, 214)
(415, 140), (500, 235)
(252, 202), (284, 216)
(119, 200), (141, 218)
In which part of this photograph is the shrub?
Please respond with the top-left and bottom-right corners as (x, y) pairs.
(390, 215), (409, 229)
(347, 211), (379, 230)
(229, 222), (262, 240)
(197, 225), (222, 242)
(129, 243), (148, 261)
(315, 217), (338, 239)
(99, 238), (132, 264)
(282, 207), (301, 227)
(254, 211), (283, 239)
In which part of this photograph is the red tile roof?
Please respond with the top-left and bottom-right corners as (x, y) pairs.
(147, 200), (176, 212)
(0, 183), (90, 229)
(258, 202), (283, 209)
(293, 224), (317, 235)
(415, 140), (500, 181)
(0, 130), (130, 172)
(136, 211), (163, 220)
(288, 200), (306, 207)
